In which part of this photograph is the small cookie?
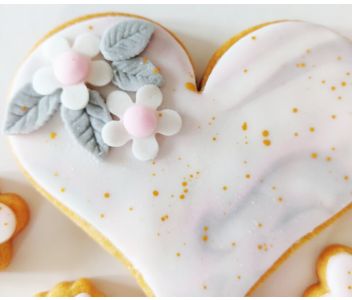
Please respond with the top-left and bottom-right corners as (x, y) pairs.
(36, 278), (105, 297)
(0, 192), (29, 270)
(304, 244), (352, 296)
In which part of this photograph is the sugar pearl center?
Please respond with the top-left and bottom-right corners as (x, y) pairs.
(53, 51), (90, 85)
(123, 105), (157, 138)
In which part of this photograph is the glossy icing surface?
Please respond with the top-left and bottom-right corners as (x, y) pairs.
(7, 16), (352, 296)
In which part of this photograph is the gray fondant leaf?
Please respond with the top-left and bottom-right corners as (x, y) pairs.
(4, 83), (61, 134)
(112, 57), (164, 92)
(100, 20), (155, 61)
(61, 90), (111, 158)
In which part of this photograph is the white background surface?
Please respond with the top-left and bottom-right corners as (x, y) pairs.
(1, 4), (352, 296)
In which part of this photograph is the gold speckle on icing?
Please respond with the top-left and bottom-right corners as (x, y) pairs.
(161, 214), (169, 222)
(344, 175), (349, 181)
(309, 127), (315, 133)
(296, 63), (306, 68)
(202, 235), (208, 242)
(331, 86), (336, 91)
(128, 207), (134, 212)
(311, 152), (318, 159)
(183, 188), (189, 194)
(20, 105), (29, 112)
(212, 136), (217, 142)
(331, 146), (336, 151)
(251, 36), (256, 40)
(103, 192), (110, 199)
(152, 190), (159, 197)
(257, 243), (269, 252)
(277, 196), (283, 203)
(176, 252), (181, 257)
(294, 132), (299, 137)
(263, 139), (271, 146)
(262, 130), (270, 137)
(321, 80), (326, 84)
(99, 213), (105, 219)
(257, 222), (263, 228)
(182, 181), (188, 187)
(158, 112), (163, 118)
(243, 68), (248, 74)
(60, 187), (66, 193)
(50, 132), (57, 139)
(203, 226), (209, 232)
(179, 194), (185, 200)
(331, 114), (337, 120)
(88, 25), (94, 31)
(152, 67), (160, 74)
(236, 275), (242, 280)
(223, 185), (228, 191)
(272, 186), (276, 190)
(203, 284), (208, 290)
(151, 172), (156, 176)
(231, 241), (236, 247)
(306, 49), (311, 54)
(326, 156), (332, 162)
(245, 173), (251, 179)
(185, 82), (197, 92)
(53, 171), (59, 177)
(337, 56), (342, 61)
(341, 81), (347, 87)
(241, 122), (248, 131)
(292, 107), (299, 113)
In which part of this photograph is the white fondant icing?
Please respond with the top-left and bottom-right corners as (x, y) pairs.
(136, 84), (163, 109)
(0, 203), (16, 244)
(60, 83), (89, 111)
(43, 36), (70, 61)
(86, 60), (113, 87)
(73, 33), (100, 58)
(323, 253), (352, 296)
(8, 17), (352, 296)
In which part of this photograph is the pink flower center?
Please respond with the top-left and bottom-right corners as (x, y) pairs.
(123, 105), (157, 138)
(53, 50), (90, 85)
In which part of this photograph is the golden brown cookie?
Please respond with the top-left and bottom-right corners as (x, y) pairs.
(0, 192), (29, 270)
(304, 244), (352, 296)
(36, 278), (105, 297)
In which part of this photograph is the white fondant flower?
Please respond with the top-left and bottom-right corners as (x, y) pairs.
(32, 34), (113, 110)
(102, 85), (182, 161)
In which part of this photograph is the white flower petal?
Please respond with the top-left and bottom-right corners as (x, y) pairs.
(73, 33), (100, 58)
(102, 121), (131, 147)
(61, 83), (89, 110)
(132, 136), (159, 161)
(107, 91), (133, 117)
(136, 84), (162, 109)
(43, 36), (70, 61)
(157, 109), (182, 136)
(86, 60), (113, 87)
(32, 67), (61, 95)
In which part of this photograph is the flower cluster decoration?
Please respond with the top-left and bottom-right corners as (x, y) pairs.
(4, 20), (180, 160)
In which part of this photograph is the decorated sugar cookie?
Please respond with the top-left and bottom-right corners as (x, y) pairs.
(0, 192), (29, 270)
(36, 278), (105, 297)
(304, 245), (352, 297)
(5, 13), (352, 296)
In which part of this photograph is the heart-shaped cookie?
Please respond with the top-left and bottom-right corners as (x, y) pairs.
(5, 13), (352, 296)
